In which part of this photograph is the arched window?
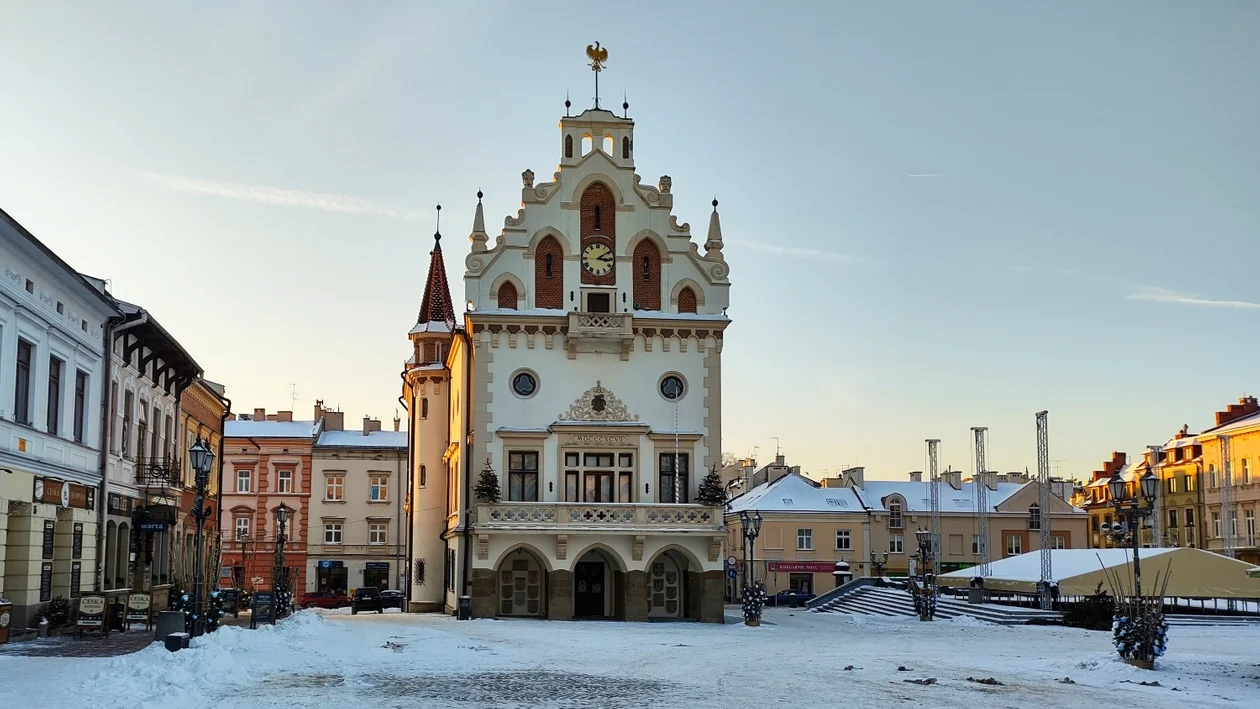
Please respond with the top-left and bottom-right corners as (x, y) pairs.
(534, 236), (564, 308)
(593, 205), (601, 232)
(497, 281), (518, 310)
(622, 136), (630, 159)
(564, 134), (573, 158)
(888, 499), (903, 529)
(602, 135), (613, 154)
(677, 287), (697, 314)
(581, 135), (593, 156)
(632, 240), (661, 310)
(1028, 503), (1043, 531)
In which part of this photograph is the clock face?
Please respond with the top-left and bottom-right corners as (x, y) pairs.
(582, 242), (614, 276)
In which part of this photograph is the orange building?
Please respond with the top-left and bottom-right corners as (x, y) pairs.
(219, 406), (321, 593)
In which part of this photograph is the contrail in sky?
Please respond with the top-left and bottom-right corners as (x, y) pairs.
(141, 172), (418, 220)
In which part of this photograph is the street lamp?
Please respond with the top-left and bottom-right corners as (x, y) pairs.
(912, 527), (936, 621)
(738, 509), (764, 626)
(1103, 469), (1163, 669)
(273, 506), (289, 616)
(188, 437), (215, 636)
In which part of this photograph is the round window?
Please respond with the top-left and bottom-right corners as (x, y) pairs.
(659, 374), (685, 401)
(511, 371), (538, 398)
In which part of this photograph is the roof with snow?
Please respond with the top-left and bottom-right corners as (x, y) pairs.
(725, 473), (865, 514)
(1202, 408), (1260, 436)
(316, 430), (407, 448)
(938, 547), (1260, 597)
(224, 419), (318, 438)
(856, 480), (1026, 513)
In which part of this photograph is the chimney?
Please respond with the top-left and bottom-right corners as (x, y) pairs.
(1215, 396), (1260, 427)
(985, 472), (999, 491)
(393, 415), (401, 432)
(775, 454), (785, 466)
(323, 410), (344, 431)
(843, 466), (865, 488)
(944, 470), (962, 490)
(254, 407), (266, 420)
(266, 414), (277, 421)
(363, 417), (382, 434)
(908, 471), (923, 483)
(276, 411), (293, 423)
(314, 399), (325, 422)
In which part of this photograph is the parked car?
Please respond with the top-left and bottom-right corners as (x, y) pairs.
(380, 590), (404, 610)
(299, 590), (351, 609)
(771, 589), (816, 608)
(351, 586), (384, 614)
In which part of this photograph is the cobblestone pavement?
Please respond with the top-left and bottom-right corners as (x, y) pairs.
(0, 629), (154, 657)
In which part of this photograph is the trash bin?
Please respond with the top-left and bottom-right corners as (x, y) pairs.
(457, 595), (471, 620)
(108, 599), (126, 632)
(0, 601), (12, 644)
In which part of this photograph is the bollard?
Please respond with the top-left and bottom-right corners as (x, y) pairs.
(154, 610), (185, 642)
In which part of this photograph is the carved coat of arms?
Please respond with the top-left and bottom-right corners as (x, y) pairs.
(559, 381), (638, 422)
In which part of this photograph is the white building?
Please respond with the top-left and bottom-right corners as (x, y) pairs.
(404, 74), (732, 621)
(0, 208), (120, 626)
(308, 415), (407, 595)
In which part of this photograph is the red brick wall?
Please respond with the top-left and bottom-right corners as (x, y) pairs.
(579, 183), (615, 286)
(678, 287), (697, 313)
(497, 281), (518, 309)
(632, 240), (661, 310)
(423, 342), (437, 362)
(534, 237), (564, 309)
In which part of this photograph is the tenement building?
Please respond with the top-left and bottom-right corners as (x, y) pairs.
(405, 63), (731, 621)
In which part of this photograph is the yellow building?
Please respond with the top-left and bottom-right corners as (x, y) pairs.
(1197, 396), (1260, 565)
(1155, 427), (1204, 549)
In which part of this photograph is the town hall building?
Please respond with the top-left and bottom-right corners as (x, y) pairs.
(403, 59), (731, 622)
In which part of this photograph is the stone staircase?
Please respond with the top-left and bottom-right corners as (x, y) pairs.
(1163, 614), (1260, 627)
(810, 586), (1061, 625)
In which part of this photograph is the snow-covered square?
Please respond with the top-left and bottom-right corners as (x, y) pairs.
(3, 608), (1259, 709)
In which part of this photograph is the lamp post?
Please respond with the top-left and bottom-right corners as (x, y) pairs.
(913, 527), (936, 621)
(273, 506), (289, 616)
(187, 437), (216, 637)
(737, 509), (763, 626)
(1104, 469), (1164, 669)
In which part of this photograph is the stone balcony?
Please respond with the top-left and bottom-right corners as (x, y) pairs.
(474, 502), (723, 535)
(566, 311), (633, 360)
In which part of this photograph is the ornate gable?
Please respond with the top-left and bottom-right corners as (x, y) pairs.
(558, 380), (639, 422)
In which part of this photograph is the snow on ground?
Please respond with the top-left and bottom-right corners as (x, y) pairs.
(2, 607), (1259, 709)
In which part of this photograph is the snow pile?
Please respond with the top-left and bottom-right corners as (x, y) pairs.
(87, 612), (328, 709)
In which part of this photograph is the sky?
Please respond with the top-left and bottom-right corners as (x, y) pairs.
(1, 1), (1257, 482)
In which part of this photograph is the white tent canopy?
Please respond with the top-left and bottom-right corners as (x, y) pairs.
(937, 547), (1260, 597)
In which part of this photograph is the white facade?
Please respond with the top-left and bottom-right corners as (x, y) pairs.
(0, 209), (119, 626)
(406, 101), (732, 621)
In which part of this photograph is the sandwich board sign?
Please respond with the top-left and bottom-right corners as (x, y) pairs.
(76, 595), (107, 638)
(125, 593), (152, 629)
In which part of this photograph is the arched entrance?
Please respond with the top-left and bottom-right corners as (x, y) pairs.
(496, 547), (546, 617)
(647, 549), (689, 619)
(572, 548), (622, 619)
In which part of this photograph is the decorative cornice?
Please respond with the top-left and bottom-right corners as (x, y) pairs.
(558, 380), (639, 422)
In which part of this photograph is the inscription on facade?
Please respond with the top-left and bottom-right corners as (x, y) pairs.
(563, 433), (636, 448)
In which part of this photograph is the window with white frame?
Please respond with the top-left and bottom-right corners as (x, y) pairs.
(1209, 466), (1218, 488)
(1244, 459), (1252, 485)
(326, 475), (344, 501)
(796, 528), (813, 551)
(370, 474), (389, 501)
(1051, 535), (1066, 549)
(1247, 509), (1256, 545)
(887, 499), (903, 529)
(323, 522), (343, 544)
(971, 535), (982, 555)
(1007, 535), (1022, 556)
(277, 469), (293, 493)
(1212, 511), (1221, 537)
(236, 469), (251, 493)
(835, 529), (852, 550)
(369, 522), (387, 545)
(888, 534), (903, 554)
(234, 517), (250, 539)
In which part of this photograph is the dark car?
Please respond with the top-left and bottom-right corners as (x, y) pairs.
(380, 590), (404, 610)
(351, 586), (384, 614)
(772, 589), (816, 608)
(299, 590), (351, 609)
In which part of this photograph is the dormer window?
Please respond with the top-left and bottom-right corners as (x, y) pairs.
(888, 499), (903, 529)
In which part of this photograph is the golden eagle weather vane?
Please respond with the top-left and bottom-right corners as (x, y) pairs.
(586, 41), (608, 108)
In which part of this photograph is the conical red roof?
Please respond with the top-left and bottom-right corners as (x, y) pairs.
(417, 234), (456, 326)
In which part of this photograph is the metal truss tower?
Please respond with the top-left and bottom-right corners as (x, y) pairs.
(972, 427), (990, 577)
(1035, 411), (1052, 610)
(1148, 444), (1164, 547)
(1222, 434), (1236, 558)
(927, 439), (941, 564)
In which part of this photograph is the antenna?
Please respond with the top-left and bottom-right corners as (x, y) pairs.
(289, 382), (299, 409)
(769, 437), (781, 459)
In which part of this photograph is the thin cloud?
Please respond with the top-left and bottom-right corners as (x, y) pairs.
(141, 172), (418, 220)
(1126, 286), (1260, 310)
(908, 173), (944, 178)
(724, 239), (866, 265)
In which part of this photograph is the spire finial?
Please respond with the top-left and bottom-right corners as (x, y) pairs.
(476, 188), (483, 201)
(622, 91), (629, 118)
(586, 42), (608, 108)
(469, 191), (488, 252)
(712, 197), (719, 210)
(705, 197), (724, 256)
(565, 88), (571, 117)
(434, 204), (442, 242)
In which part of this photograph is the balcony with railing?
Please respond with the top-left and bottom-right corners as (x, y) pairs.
(566, 311), (634, 359)
(134, 456), (181, 488)
(475, 502), (722, 534)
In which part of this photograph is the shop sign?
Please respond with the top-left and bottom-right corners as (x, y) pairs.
(77, 595), (106, 628)
(318, 560), (344, 569)
(39, 563), (53, 602)
(42, 520), (55, 559)
(138, 521), (169, 532)
(72, 523), (83, 559)
(126, 593), (151, 624)
(766, 561), (839, 573)
(107, 493), (133, 517)
(366, 562), (389, 570)
(563, 433), (636, 448)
